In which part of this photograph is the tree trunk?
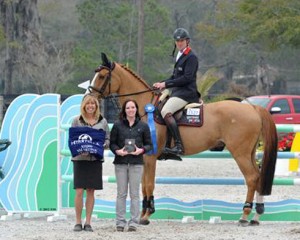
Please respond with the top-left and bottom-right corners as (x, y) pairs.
(0, 0), (42, 94)
(136, 0), (144, 76)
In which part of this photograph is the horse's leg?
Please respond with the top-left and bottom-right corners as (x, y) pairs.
(239, 173), (259, 226)
(234, 155), (260, 226)
(140, 162), (155, 219)
(141, 171), (147, 218)
(250, 156), (265, 226)
(250, 192), (264, 226)
(140, 156), (157, 225)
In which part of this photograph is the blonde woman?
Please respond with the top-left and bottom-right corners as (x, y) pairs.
(69, 94), (110, 232)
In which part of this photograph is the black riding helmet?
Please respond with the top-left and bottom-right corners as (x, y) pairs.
(173, 28), (190, 40)
(171, 28), (190, 57)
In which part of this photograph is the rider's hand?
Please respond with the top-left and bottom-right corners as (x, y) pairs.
(153, 82), (166, 90)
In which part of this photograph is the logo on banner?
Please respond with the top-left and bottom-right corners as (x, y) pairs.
(78, 134), (92, 141)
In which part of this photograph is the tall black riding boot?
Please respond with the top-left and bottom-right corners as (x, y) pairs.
(163, 113), (184, 155)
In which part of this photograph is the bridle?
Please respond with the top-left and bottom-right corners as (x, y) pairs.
(88, 63), (160, 114)
(88, 65), (113, 99)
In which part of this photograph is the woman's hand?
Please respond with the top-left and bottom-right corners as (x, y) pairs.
(80, 152), (89, 156)
(103, 140), (110, 149)
(116, 147), (129, 156)
(130, 145), (145, 155)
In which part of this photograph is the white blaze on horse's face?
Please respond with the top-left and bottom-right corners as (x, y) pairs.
(94, 68), (113, 96)
(89, 72), (99, 94)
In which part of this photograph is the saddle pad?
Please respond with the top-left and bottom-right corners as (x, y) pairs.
(154, 105), (203, 127)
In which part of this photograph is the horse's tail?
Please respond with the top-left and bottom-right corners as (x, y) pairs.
(255, 105), (278, 195)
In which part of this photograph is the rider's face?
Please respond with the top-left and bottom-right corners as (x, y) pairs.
(175, 39), (188, 52)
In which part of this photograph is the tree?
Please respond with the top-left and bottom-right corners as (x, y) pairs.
(196, 0), (300, 50)
(74, 0), (172, 85)
(0, 25), (4, 43)
(237, 0), (300, 50)
(0, 0), (74, 95)
(21, 42), (73, 93)
(136, 0), (144, 75)
(195, 0), (300, 95)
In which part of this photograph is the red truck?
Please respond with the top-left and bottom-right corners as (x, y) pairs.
(242, 95), (300, 124)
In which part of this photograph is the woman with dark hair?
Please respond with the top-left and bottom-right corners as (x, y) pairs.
(109, 99), (152, 232)
(69, 93), (110, 232)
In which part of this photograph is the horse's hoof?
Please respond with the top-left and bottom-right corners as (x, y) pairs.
(141, 209), (147, 218)
(238, 219), (249, 227)
(249, 220), (260, 226)
(139, 219), (150, 225)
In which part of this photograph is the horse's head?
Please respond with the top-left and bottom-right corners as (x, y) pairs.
(89, 52), (155, 116)
(89, 52), (121, 98)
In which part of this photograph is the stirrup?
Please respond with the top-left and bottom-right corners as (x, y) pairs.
(163, 146), (184, 155)
(157, 152), (182, 161)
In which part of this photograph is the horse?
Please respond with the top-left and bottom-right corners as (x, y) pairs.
(89, 53), (278, 226)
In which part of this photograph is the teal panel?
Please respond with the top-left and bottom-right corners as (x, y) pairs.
(37, 141), (58, 211)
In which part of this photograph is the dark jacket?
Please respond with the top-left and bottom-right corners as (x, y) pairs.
(164, 47), (200, 103)
(109, 118), (153, 165)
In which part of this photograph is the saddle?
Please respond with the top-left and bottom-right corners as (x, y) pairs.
(154, 89), (204, 127)
(154, 90), (225, 161)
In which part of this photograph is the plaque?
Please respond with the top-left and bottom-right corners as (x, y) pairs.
(124, 139), (136, 153)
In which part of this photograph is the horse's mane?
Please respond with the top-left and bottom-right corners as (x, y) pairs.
(118, 63), (152, 90)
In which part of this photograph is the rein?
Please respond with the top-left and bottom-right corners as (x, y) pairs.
(97, 87), (159, 117)
(88, 64), (159, 99)
(88, 64), (160, 114)
(103, 88), (158, 99)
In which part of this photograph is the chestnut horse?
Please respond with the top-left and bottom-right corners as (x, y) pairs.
(90, 53), (277, 226)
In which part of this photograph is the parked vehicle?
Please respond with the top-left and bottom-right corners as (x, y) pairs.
(242, 95), (300, 124)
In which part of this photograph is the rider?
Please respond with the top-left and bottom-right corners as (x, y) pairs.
(153, 28), (200, 156)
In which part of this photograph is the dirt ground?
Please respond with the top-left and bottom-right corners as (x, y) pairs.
(1, 158), (299, 240)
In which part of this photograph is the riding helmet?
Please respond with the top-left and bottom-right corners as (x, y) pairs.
(173, 28), (190, 40)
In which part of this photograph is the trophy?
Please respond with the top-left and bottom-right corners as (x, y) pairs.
(124, 139), (136, 153)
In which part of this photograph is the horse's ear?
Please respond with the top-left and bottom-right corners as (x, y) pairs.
(101, 52), (112, 69)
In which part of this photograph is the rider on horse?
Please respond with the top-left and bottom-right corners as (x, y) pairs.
(153, 28), (200, 156)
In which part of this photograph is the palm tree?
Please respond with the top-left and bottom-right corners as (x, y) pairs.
(197, 68), (243, 102)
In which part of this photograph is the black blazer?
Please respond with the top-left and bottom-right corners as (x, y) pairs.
(164, 47), (200, 103)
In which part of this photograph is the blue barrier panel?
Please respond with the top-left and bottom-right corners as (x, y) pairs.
(0, 94), (59, 213)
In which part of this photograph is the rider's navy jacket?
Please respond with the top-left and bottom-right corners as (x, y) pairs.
(164, 47), (200, 103)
